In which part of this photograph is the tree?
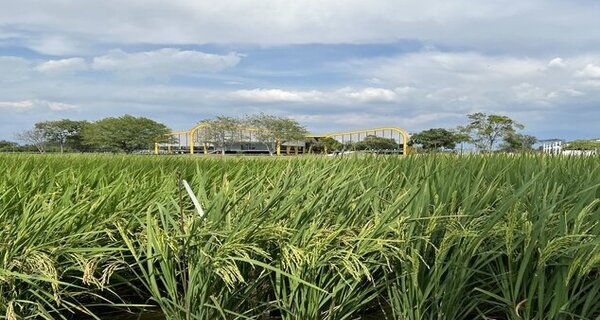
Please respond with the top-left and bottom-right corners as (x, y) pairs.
(200, 116), (241, 155)
(353, 135), (398, 151)
(35, 119), (88, 153)
(462, 112), (524, 152)
(409, 128), (459, 151)
(564, 139), (600, 151)
(312, 137), (343, 153)
(15, 128), (47, 153)
(0, 140), (18, 152)
(82, 115), (171, 153)
(500, 133), (537, 152)
(246, 114), (308, 155)
(452, 128), (472, 155)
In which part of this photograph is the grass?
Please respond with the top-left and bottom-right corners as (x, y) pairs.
(0, 153), (599, 319)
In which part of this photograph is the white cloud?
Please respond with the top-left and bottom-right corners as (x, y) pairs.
(230, 89), (323, 103)
(295, 111), (464, 130)
(341, 51), (600, 112)
(0, 100), (34, 109)
(46, 101), (79, 110)
(36, 57), (87, 74)
(338, 87), (397, 103)
(0, 99), (78, 111)
(548, 57), (565, 68)
(576, 64), (600, 78)
(511, 83), (553, 104)
(1, 1), (599, 54)
(562, 88), (584, 97)
(92, 48), (241, 79)
(353, 51), (546, 86)
(230, 87), (414, 104)
(27, 35), (89, 56)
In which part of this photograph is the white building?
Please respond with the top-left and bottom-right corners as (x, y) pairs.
(541, 139), (599, 155)
(541, 139), (563, 154)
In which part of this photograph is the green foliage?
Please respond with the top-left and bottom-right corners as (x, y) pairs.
(500, 133), (538, 152)
(35, 119), (88, 153)
(0, 140), (18, 152)
(312, 137), (343, 153)
(0, 154), (599, 319)
(247, 113), (309, 154)
(462, 112), (525, 151)
(82, 114), (171, 153)
(409, 128), (460, 151)
(353, 135), (398, 150)
(565, 139), (600, 150)
(198, 116), (242, 155)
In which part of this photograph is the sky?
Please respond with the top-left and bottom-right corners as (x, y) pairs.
(1, 0), (599, 141)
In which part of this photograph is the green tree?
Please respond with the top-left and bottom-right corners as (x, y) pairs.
(452, 128), (472, 155)
(353, 135), (398, 151)
(312, 137), (343, 153)
(462, 112), (524, 152)
(199, 116), (241, 155)
(0, 140), (18, 152)
(246, 114), (308, 155)
(83, 115), (170, 153)
(409, 128), (459, 151)
(500, 133), (537, 152)
(564, 139), (600, 151)
(35, 119), (88, 153)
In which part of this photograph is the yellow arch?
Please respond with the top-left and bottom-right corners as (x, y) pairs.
(307, 127), (409, 155)
(189, 124), (271, 155)
(156, 125), (409, 155)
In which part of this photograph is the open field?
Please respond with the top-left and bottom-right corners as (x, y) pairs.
(1, 154), (599, 319)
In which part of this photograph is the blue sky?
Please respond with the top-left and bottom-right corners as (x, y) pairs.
(1, 0), (600, 141)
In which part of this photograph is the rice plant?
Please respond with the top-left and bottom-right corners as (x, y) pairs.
(0, 153), (598, 319)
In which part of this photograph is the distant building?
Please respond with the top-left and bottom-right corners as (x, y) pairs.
(156, 125), (409, 155)
(540, 139), (598, 156)
(541, 139), (564, 154)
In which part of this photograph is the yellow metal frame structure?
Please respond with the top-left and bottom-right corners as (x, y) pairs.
(307, 127), (409, 155)
(155, 125), (409, 155)
(188, 124), (272, 155)
(155, 124), (283, 155)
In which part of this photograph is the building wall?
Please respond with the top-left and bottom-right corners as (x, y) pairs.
(542, 141), (563, 154)
(541, 140), (598, 155)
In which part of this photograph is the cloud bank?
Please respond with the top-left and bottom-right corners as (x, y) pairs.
(0, 1), (599, 140)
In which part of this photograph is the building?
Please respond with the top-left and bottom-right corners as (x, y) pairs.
(155, 125), (409, 155)
(540, 139), (564, 154)
(540, 139), (599, 155)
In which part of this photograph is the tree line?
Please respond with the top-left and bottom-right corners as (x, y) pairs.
(3, 114), (312, 154)
(6, 115), (170, 153)
(3, 112), (597, 154)
(409, 112), (538, 153)
(195, 114), (402, 154)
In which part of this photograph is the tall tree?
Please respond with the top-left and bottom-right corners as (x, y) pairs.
(462, 112), (524, 152)
(353, 135), (398, 150)
(452, 128), (472, 155)
(409, 128), (459, 151)
(82, 115), (170, 153)
(15, 128), (48, 153)
(500, 133), (537, 152)
(246, 114), (308, 155)
(35, 119), (88, 153)
(200, 116), (241, 155)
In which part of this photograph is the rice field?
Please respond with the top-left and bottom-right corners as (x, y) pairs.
(1, 153), (599, 320)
